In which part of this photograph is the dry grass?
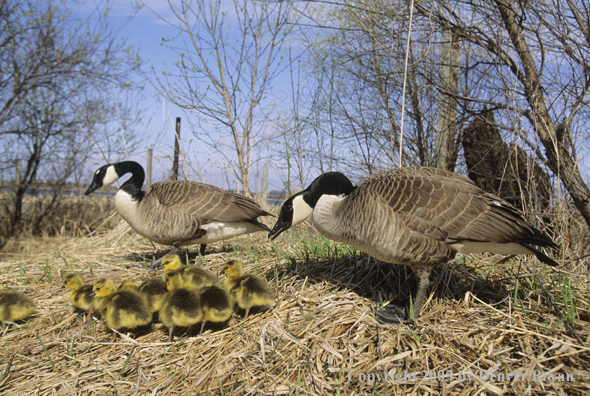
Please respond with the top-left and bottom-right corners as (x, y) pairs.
(0, 193), (118, 244)
(0, 220), (588, 395)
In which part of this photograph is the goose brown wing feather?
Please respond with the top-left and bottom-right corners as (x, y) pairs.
(148, 181), (269, 222)
(353, 167), (546, 247)
(332, 189), (457, 267)
(137, 181), (270, 244)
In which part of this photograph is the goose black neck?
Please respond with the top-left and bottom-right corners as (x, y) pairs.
(303, 172), (354, 207)
(116, 161), (146, 200)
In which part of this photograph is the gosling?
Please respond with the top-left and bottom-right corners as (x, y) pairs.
(223, 260), (274, 320)
(161, 253), (220, 289)
(160, 271), (203, 342)
(63, 274), (95, 323)
(90, 278), (152, 340)
(0, 290), (36, 323)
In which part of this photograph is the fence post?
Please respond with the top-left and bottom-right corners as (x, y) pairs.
(261, 162), (269, 208)
(172, 117), (181, 180)
(15, 158), (21, 186)
(146, 148), (153, 189)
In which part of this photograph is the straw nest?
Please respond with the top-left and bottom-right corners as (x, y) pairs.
(0, 220), (588, 395)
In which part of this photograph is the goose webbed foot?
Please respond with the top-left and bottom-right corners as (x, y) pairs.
(376, 303), (407, 324)
(376, 275), (430, 325)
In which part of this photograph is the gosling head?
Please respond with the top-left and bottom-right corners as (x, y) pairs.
(90, 278), (117, 298)
(161, 253), (184, 271)
(223, 260), (244, 278)
(164, 271), (184, 291)
(119, 280), (140, 292)
(63, 274), (85, 290)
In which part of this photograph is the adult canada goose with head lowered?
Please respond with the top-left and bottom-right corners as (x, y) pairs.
(269, 167), (559, 324)
(85, 161), (272, 261)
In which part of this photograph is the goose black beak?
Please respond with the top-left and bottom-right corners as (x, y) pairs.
(89, 291), (96, 297)
(85, 180), (101, 195)
(148, 257), (164, 270)
(268, 220), (290, 241)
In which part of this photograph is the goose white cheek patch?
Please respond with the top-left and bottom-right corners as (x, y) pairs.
(102, 166), (120, 187)
(291, 195), (314, 225)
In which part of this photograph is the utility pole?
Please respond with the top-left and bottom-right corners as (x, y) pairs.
(261, 162), (269, 209)
(15, 159), (21, 186)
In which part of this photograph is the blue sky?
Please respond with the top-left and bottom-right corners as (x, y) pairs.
(79, 0), (295, 193)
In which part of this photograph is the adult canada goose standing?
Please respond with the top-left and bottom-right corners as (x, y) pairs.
(85, 161), (272, 261)
(269, 167), (559, 324)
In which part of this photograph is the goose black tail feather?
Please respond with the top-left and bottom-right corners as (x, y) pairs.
(246, 219), (272, 233)
(523, 226), (559, 251)
(522, 243), (559, 267)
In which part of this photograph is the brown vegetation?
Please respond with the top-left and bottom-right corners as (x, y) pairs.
(0, 211), (587, 394)
(462, 110), (553, 210)
(0, 193), (118, 251)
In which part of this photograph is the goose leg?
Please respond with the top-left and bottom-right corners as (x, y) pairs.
(411, 275), (431, 320)
(85, 304), (94, 324)
(376, 267), (432, 324)
(168, 325), (174, 342)
(199, 244), (207, 256)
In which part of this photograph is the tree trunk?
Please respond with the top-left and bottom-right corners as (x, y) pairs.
(434, 28), (461, 171)
(495, 0), (590, 227)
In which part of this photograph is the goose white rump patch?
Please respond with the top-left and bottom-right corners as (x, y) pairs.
(182, 221), (265, 245)
(453, 241), (533, 256)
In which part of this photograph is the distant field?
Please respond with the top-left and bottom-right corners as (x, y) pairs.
(0, 218), (588, 395)
(0, 188), (282, 246)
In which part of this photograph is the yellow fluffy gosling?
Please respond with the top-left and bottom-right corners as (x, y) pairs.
(223, 260), (274, 320)
(160, 272), (203, 342)
(119, 280), (140, 292)
(0, 290), (36, 323)
(161, 253), (220, 289)
(138, 278), (168, 319)
(90, 278), (152, 339)
(198, 285), (233, 333)
(63, 274), (95, 323)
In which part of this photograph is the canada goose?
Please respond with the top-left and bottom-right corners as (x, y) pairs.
(63, 274), (94, 322)
(84, 161), (272, 261)
(198, 285), (233, 333)
(138, 278), (168, 319)
(160, 271), (203, 342)
(90, 278), (152, 338)
(160, 253), (220, 289)
(0, 291), (36, 323)
(222, 260), (274, 320)
(268, 167), (559, 323)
